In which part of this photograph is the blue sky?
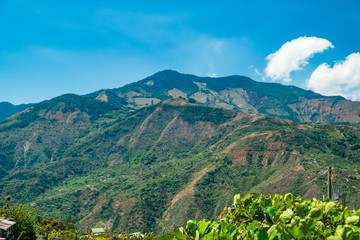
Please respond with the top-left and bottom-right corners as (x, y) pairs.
(1, 0), (360, 104)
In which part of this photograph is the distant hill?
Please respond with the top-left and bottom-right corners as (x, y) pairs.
(1, 95), (360, 233)
(89, 70), (360, 125)
(0, 102), (33, 122)
(3, 70), (360, 125)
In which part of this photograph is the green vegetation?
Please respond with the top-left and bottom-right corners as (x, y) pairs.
(3, 70), (360, 125)
(1, 70), (360, 238)
(0, 196), (173, 240)
(0, 196), (36, 240)
(112, 70), (360, 125)
(0, 102), (33, 122)
(174, 193), (360, 240)
(4, 192), (360, 240)
(1, 93), (360, 233)
(36, 217), (79, 240)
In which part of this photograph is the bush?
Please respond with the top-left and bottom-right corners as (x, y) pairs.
(1, 202), (37, 240)
(173, 193), (360, 239)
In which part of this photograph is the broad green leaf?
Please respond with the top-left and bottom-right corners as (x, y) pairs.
(195, 230), (199, 240)
(243, 193), (258, 205)
(204, 231), (217, 240)
(335, 225), (344, 239)
(346, 216), (360, 225)
(284, 193), (294, 205)
(257, 227), (269, 240)
(327, 236), (342, 240)
(268, 228), (278, 240)
(352, 226), (360, 232)
(230, 229), (237, 239)
(354, 209), (360, 217)
(279, 209), (293, 223)
(315, 220), (325, 233)
(186, 220), (197, 231)
(294, 203), (304, 218)
(299, 222), (307, 237)
(324, 225), (332, 236)
(345, 230), (355, 240)
(287, 225), (301, 239)
(304, 216), (316, 234)
(308, 208), (323, 221)
(266, 206), (277, 218)
(233, 194), (241, 205)
(197, 219), (209, 235)
(173, 226), (187, 240)
(343, 225), (353, 239)
(343, 207), (351, 219)
(247, 220), (261, 232)
(325, 202), (336, 215)
(352, 232), (360, 239)
(332, 210), (342, 222)
(267, 225), (277, 236)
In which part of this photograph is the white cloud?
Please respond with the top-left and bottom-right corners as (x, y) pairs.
(208, 72), (217, 78)
(265, 36), (334, 82)
(178, 35), (233, 77)
(254, 68), (262, 76)
(307, 53), (360, 100)
(95, 9), (237, 77)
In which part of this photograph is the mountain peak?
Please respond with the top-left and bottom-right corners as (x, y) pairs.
(153, 69), (182, 75)
(110, 70), (360, 124)
(141, 69), (198, 85)
(1, 70), (359, 125)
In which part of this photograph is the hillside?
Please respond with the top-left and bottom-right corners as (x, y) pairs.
(0, 102), (33, 122)
(89, 70), (360, 125)
(1, 96), (360, 233)
(3, 70), (360, 125)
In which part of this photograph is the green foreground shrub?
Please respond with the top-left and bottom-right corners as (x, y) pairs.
(0, 199), (36, 240)
(173, 193), (360, 240)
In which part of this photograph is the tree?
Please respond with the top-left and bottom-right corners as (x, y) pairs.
(0, 196), (36, 240)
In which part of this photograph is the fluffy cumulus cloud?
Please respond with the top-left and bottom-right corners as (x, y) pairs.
(307, 53), (360, 100)
(265, 36), (334, 82)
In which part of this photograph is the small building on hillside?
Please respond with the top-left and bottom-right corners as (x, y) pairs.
(0, 218), (15, 240)
(91, 228), (105, 236)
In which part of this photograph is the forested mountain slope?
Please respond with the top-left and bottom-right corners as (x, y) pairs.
(0, 102), (33, 122)
(3, 70), (360, 125)
(1, 96), (360, 233)
(89, 70), (360, 125)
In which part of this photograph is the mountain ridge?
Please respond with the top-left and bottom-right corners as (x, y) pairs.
(1, 97), (360, 233)
(91, 70), (357, 124)
(2, 70), (360, 233)
(1, 70), (357, 125)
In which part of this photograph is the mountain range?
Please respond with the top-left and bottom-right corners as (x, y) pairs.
(2, 70), (360, 125)
(1, 70), (360, 233)
(90, 70), (360, 125)
(0, 102), (33, 122)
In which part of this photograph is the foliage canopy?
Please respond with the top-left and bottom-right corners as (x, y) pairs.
(173, 193), (360, 240)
